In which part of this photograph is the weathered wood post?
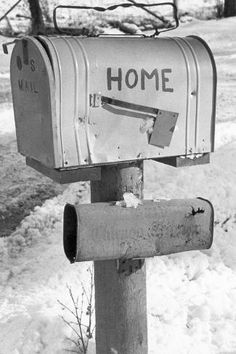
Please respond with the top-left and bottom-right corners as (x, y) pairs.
(90, 161), (147, 354)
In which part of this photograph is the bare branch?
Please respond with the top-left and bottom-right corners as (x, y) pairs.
(60, 316), (82, 341)
(58, 268), (95, 353)
(57, 300), (79, 321)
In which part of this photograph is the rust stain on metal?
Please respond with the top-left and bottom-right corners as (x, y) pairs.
(189, 206), (205, 216)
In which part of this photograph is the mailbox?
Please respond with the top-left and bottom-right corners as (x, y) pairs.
(63, 198), (214, 263)
(10, 35), (216, 180)
(7, 6), (216, 348)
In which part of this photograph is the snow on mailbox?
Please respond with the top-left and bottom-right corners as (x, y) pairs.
(9, 34), (216, 182)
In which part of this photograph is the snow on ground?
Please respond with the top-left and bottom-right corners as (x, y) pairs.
(1, 112), (236, 354)
(1, 108), (236, 353)
(0, 16), (236, 354)
(0, 104), (15, 134)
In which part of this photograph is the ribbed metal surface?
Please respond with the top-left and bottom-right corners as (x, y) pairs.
(10, 35), (216, 169)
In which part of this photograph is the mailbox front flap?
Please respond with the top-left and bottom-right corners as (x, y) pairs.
(10, 37), (61, 168)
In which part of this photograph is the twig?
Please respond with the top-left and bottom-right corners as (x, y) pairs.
(58, 269), (95, 353)
(0, 0), (22, 22)
(127, 0), (169, 24)
(65, 349), (81, 353)
(57, 299), (79, 320)
(68, 286), (87, 352)
(221, 216), (231, 227)
(65, 337), (80, 347)
(60, 316), (82, 341)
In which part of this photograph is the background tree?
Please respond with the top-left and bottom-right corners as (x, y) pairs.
(27, 0), (45, 34)
(224, 0), (236, 17)
(173, 0), (179, 19)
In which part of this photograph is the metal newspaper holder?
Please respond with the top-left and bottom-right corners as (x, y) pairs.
(6, 3), (216, 353)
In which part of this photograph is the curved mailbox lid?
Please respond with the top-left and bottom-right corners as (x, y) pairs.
(10, 36), (61, 168)
(188, 35), (217, 152)
(37, 35), (90, 167)
(167, 35), (216, 155)
(50, 36), (215, 166)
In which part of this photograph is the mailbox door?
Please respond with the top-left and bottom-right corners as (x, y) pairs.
(84, 37), (189, 163)
(10, 37), (61, 167)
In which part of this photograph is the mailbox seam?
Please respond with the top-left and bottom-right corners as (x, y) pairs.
(181, 38), (200, 151)
(189, 35), (217, 153)
(169, 37), (191, 155)
(44, 37), (65, 167)
(73, 38), (92, 164)
(60, 37), (82, 165)
(36, 36), (61, 167)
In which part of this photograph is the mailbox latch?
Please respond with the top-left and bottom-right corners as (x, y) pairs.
(90, 93), (179, 147)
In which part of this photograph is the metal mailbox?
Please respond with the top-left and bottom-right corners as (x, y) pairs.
(10, 35), (216, 176)
(63, 198), (214, 263)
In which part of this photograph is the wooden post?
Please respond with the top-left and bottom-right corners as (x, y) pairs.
(90, 161), (148, 354)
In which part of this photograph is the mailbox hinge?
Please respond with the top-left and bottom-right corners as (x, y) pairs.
(2, 39), (19, 54)
(90, 93), (102, 107)
(117, 258), (145, 276)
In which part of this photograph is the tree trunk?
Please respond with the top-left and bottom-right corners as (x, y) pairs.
(41, 0), (51, 24)
(224, 0), (236, 17)
(27, 0), (45, 34)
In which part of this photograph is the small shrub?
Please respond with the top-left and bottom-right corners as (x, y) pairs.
(58, 267), (95, 353)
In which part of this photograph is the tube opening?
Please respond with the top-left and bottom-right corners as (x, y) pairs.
(63, 203), (77, 263)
